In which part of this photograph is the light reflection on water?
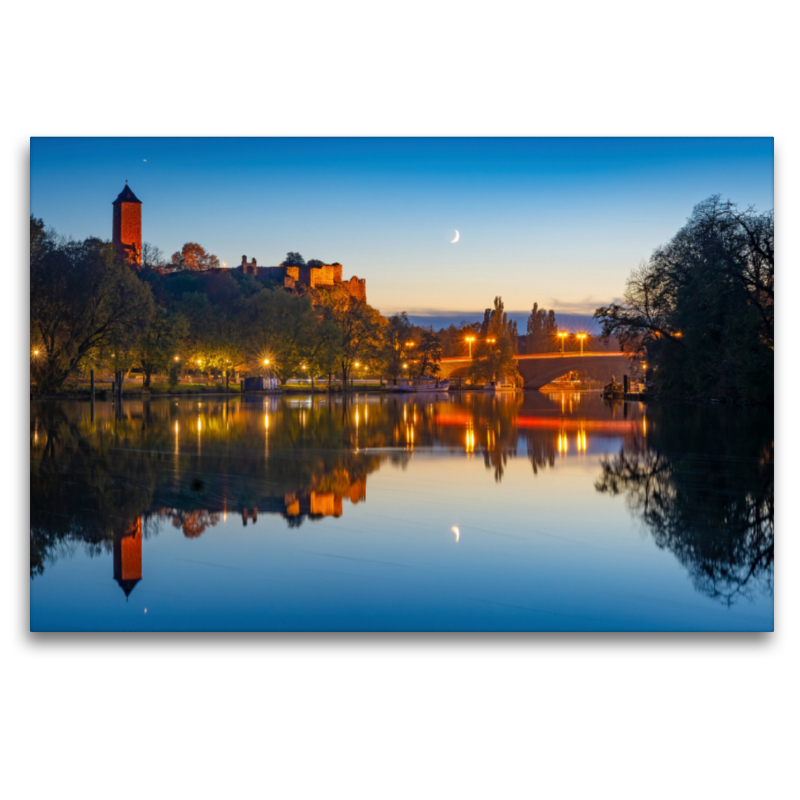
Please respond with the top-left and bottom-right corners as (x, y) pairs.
(29, 392), (773, 631)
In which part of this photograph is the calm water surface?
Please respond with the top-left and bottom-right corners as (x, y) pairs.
(30, 392), (773, 631)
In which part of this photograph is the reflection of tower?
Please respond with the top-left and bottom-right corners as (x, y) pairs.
(112, 183), (142, 266)
(113, 517), (142, 598)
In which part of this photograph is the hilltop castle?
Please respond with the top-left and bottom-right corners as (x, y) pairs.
(110, 183), (367, 302)
(238, 255), (366, 302)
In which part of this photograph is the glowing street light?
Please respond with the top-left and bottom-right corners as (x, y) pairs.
(576, 333), (588, 356)
(403, 363), (408, 369)
(174, 355), (180, 361)
(406, 341), (416, 348)
(486, 337), (496, 345)
(465, 336), (476, 358)
(557, 331), (568, 354)
(263, 359), (270, 365)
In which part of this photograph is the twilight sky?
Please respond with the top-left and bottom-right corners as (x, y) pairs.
(30, 137), (773, 319)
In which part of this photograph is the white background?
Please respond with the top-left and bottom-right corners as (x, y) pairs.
(3, 2), (796, 798)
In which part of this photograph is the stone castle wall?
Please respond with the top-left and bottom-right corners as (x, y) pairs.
(238, 256), (366, 302)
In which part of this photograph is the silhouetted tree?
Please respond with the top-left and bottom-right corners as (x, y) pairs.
(595, 196), (773, 400)
(469, 297), (520, 384)
(30, 218), (154, 393)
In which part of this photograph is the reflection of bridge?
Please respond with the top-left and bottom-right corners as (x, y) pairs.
(439, 352), (631, 389)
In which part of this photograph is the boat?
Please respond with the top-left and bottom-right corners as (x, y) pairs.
(483, 379), (517, 392)
(385, 377), (450, 393)
(601, 377), (625, 398)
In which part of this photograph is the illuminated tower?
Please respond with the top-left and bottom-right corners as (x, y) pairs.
(113, 517), (142, 598)
(112, 182), (142, 266)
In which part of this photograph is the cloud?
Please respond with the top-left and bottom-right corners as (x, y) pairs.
(547, 297), (623, 315)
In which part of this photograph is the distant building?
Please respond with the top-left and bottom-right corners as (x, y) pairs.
(238, 255), (367, 303)
(112, 183), (142, 266)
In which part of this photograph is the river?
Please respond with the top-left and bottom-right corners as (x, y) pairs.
(29, 392), (773, 631)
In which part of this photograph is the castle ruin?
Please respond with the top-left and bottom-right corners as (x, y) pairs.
(238, 255), (367, 302)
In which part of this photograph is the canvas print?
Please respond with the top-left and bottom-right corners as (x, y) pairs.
(29, 137), (774, 631)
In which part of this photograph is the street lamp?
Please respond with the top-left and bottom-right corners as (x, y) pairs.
(557, 332), (568, 354)
(465, 336), (476, 358)
(487, 337), (496, 345)
(263, 359), (270, 365)
(576, 333), (587, 356)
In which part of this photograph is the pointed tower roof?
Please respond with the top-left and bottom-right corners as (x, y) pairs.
(115, 577), (141, 598)
(112, 183), (142, 204)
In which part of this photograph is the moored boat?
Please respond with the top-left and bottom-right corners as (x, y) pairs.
(386, 377), (450, 393)
(483, 379), (517, 392)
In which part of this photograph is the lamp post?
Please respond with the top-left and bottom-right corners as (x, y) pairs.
(558, 332), (568, 354)
(466, 336), (476, 358)
(576, 333), (587, 356)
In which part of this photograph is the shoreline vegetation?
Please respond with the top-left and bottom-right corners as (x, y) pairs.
(30, 195), (773, 404)
(594, 197), (773, 404)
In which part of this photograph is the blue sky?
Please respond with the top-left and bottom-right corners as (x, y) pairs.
(30, 137), (773, 319)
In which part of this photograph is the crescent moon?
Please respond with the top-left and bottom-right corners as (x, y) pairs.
(451, 230), (459, 244)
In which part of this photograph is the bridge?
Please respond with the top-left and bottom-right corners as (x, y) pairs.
(439, 352), (630, 390)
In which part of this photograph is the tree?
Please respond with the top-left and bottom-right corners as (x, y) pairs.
(141, 242), (166, 269)
(170, 242), (220, 271)
(298, 314), (341, 391)
(136, 307), (188, 388)
(469, 297), (520, 384)
(415, 327), (443, 377)
(319, 287), (385, 387)
(382, 312), (414, 380)
(244, 288), (318, 384)
(438, 322), (481, 357)
(525, 302), (559, 353)
(595, 196), (773, 400)
(30, 219), (154, 393)
(281, 252), (306, 267)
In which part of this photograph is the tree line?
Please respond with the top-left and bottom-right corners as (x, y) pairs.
(30, 218), (529, 392)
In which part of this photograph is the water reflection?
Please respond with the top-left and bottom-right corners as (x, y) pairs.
(595, 404), (773, 605)
(30, 393), (772, 614)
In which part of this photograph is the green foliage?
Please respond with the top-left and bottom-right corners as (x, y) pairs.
(30, 219), (154, 393)
(595, 196), (773, 401)
(282, 252), (306, 267)
(469, 297), (520, 384)
(244, 288), (319, 384)
(383, 312), (414, 380)
(136, 307), (188, 388)
(415, 327), (443, 377)
(319, 286), (385, 384)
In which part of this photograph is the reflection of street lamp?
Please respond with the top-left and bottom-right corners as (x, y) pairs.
(465, 336), (476, 358)
(558, 332), (568, 354)
(576, 333), (587, 355)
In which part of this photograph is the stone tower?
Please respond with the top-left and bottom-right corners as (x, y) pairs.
(112, 182), (142, 266)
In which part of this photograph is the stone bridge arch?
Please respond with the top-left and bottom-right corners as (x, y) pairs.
(439, 353), (631, 389)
